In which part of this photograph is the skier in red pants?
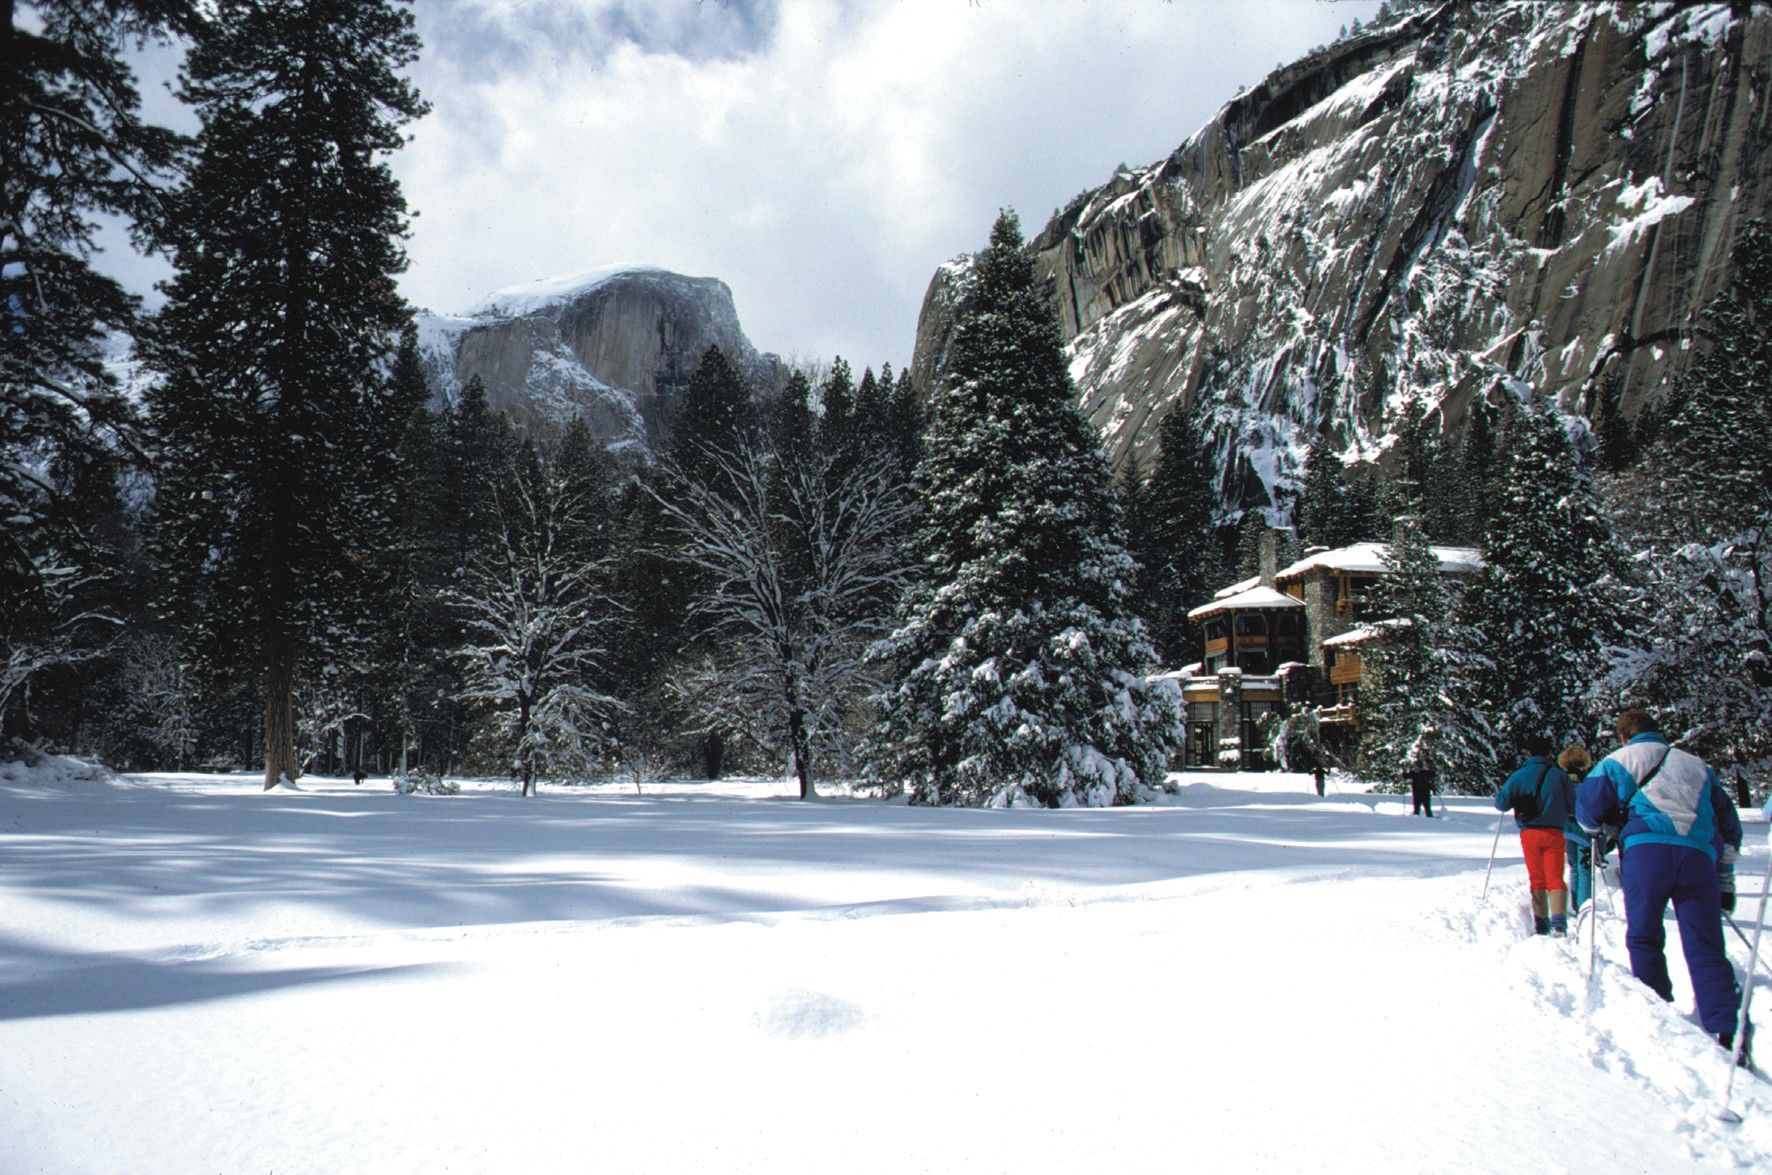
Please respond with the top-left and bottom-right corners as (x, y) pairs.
(1494, 734), (1575, 936)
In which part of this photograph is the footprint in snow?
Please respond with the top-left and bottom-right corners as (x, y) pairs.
(755, 987), (867, 1040)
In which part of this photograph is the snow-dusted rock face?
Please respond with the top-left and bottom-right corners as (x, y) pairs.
(419, 265), (782, 456)
(912, 2), (1771, 512)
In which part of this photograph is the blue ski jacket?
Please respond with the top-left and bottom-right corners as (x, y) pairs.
(1493, 756), (1572, 830)
(1575, 733), (1741, 860)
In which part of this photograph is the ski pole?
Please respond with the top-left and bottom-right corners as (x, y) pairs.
(1588, 836), (1601, 981)
(1718, 841), (1772, 1124)
(1482, 814), (1506, 900)
(1725, 911), (1772, 982)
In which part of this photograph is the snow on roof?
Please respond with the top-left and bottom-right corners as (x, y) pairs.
(1187, 585), (1305, 621)
(1322, 618), (1413, 648)
(466, 264), (675, 318)
(1275, 542), (1483, 581)
(1213, 575), (1261, 600)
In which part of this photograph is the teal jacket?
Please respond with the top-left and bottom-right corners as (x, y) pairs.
(1494, 755), (1573, 831)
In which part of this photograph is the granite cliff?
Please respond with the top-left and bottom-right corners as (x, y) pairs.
(419, 265), (782, 458)
(912, 1), (1771, 513)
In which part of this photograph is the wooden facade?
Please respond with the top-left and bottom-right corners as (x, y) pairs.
(1174, 539), (1483, 766)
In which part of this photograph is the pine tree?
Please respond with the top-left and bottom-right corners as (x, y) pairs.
(1390, 393), (1467, 544)
(886, 365), (925, 471)
(1452, 391), (1498, 544)
(442, 376), (514, 573)
(1617, 219), (1772, 773)
(380, 328), (454, 774)
(1136, 399), (1222, 665)
(144, 0), (427, 789)
(769, 370), (817, 461)
(1464, 400), (1630, 751)
(671, 344), (758, 485)
(1296, 432), (1353, 552)
(870, 211), (1180, 807)
(1358, 498), (1495, 792)
(1, 1), (189, 734)
(820, 357), (855, 454)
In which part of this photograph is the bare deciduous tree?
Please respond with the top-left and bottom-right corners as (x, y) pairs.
(454, 449), (622, 796)
(655, 441), (913, 798)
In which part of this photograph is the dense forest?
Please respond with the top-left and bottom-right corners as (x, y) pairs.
(6, 2), (1770, 803)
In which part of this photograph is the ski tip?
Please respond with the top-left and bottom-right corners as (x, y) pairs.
(1717, 1107), (1744, 1125)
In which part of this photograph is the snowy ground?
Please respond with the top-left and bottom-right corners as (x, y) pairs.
(3, 763), (1770, 1173)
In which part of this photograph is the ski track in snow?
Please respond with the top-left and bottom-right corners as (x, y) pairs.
(0, 769), (1768, 1173)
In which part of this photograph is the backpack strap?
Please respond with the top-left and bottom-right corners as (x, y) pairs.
(1617, 747), (1671, 807)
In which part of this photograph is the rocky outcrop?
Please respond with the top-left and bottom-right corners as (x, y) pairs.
(419, 266), (783, 457)
(912, 1), (1772, 514)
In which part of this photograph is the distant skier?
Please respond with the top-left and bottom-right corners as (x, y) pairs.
(1558, 744), (1596, 914)
(1494, 735), (1573, 936)
(1406, 765), (1434, 817)
(1576, 708), (1748, 1064)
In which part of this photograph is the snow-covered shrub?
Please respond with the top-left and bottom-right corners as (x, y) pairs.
(0, 743), (113, 789)
(393, 768), (458, 796)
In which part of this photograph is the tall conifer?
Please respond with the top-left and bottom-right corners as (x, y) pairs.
(1136, 399), (1222, 665)
(2, 1), (189, 732)
(870, 211), (1179, 807)
(1465, 400), (1629, 749)
(145, 0), (426, 788)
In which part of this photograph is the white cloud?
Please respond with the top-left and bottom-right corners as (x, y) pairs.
(397, 0), (1381, 369)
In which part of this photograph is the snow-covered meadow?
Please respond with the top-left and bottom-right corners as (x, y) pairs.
(3, 762), (1769, 1173)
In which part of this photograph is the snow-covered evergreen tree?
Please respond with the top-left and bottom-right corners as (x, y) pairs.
(144, 0), (426, 788)
(1, 1), (188, 736)
(1608, 220), (1772, 778)
(1357, 497), (1495, 793)
(1465, 399), (1631, 751)
(869, 211), (1180, 807)
(670, 344), (758, 485)
(380, 328), (457, 776)
(1134, 400), (1223, 666)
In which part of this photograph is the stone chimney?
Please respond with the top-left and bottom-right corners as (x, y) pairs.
(1259, 528), (1279, 587)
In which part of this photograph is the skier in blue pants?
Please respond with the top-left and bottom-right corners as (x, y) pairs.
(1576, 708), (1747, 1060)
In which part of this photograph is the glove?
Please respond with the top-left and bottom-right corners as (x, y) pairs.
(1721, 846), (1739, 914)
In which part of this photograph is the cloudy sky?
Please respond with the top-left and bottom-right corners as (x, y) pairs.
(393, 0), (1384, 368)
(111, 0), (1379, 370)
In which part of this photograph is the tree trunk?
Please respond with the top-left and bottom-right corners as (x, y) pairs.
(263, 630), (297, 790)
(516, 694), (533, 797)
(788, 705), (814, 800)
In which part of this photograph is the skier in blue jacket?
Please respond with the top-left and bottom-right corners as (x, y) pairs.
(1576, 708), (1746, 1060)
(1494, 735), (1574, 935)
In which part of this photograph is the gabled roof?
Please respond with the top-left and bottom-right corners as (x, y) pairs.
(1187, 585), (1306, 622)
(1275, 541), (1483, 582)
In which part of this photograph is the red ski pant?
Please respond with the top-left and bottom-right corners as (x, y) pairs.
(1519, 827), (1567, 892)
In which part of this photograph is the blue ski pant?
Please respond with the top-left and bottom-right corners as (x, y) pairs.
(1620, 842), (1740, 1034)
